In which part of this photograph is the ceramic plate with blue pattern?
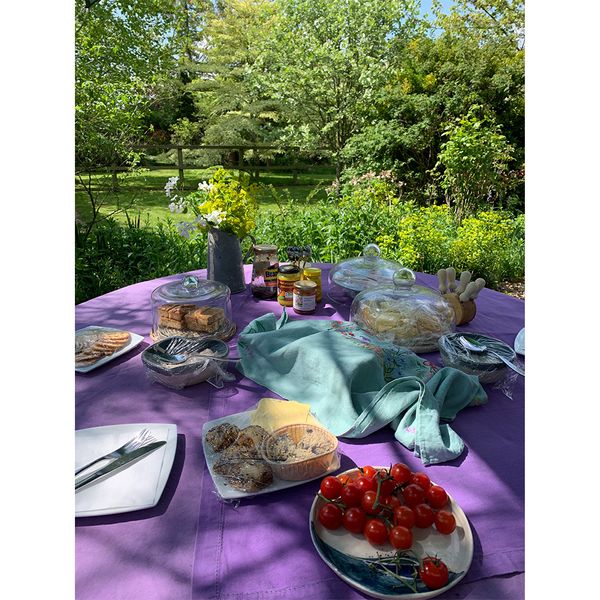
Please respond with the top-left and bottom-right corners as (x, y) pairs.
(309, 467), (473, 599)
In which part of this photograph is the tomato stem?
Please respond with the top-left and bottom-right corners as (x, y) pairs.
(316, 492), (346, 509)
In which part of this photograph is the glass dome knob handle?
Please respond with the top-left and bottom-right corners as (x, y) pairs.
(363, 243), (381, 260)
(393, 267), (416, 288)
(182, 275), (200, 291)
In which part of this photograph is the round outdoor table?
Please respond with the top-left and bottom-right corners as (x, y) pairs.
(76, 264), (524, 600)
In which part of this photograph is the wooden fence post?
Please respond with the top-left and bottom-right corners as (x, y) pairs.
(111, 164), (119, 192)
(177, 147), (185, 189)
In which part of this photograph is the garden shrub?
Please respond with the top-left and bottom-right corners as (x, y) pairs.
(75, 217), (207, 304)
(76, 192), (524, 303)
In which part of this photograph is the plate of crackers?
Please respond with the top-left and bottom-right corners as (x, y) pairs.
(75, 326), (144, 373)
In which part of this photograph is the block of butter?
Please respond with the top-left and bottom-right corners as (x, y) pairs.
(250, 397), (322, 433)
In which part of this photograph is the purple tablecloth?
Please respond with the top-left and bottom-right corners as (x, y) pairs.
(76, 265), (524, 600)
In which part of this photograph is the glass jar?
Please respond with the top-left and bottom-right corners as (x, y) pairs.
(293, 280), (317, 315)
(277, 265), (301, 307)
(250, 244), (279, 299)
(302, 267), (322, 302)
(350, 267), (455, 353)
(150, 274), (235, 341)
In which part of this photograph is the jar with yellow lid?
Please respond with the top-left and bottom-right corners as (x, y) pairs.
(302, 267), (322, 302)
(277, 265), (301, 306)
(293, 280), (317, 315)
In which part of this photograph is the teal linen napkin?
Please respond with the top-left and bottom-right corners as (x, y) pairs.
(237, 311), (487, 465)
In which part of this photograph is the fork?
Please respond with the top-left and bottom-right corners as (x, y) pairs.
(75, 428), (156, 476)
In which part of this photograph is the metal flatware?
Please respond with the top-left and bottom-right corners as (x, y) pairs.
(75, 440), (166, 490)
(458, 336), (524, 376)
(74, 428), (155, 476)
(151, 337), (231, 364)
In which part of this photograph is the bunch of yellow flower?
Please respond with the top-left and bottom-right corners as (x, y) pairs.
(167, 168), (259, 239)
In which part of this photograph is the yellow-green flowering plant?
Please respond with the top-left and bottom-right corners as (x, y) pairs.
(166, 168), (259, 239)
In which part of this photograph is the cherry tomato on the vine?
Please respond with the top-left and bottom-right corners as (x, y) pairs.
(340, 483), (363, 508)
(419, 556), (449, 590)
(410, 472), (431, 491)
(377, 476), (396, 497)
(355, 476), (377, 494)
(389, 525), (413, 550)
(320, 476), (343, 500)
(361, 465), (377, 479)
(381, 494), (401, 511)
(390, 463), (411, 485)
(363, 519), (388, 546)
(402, 483), (426, 507)
(426, 485), (448, 509)
(342, 506), (367, 534)
(413, 503), (435, 528)
(318, 503), (343, 530)
(393, 505), (416, 529)
(434, 510), (456, 535)
(361, 490), (383, 515)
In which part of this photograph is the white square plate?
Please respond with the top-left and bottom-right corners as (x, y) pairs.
(202, 410), (340, 500)
(75, 326), (145, 373)
(75, 423), (177, 517)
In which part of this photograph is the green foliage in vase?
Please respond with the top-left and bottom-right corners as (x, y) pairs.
(166, 168), (259, 239)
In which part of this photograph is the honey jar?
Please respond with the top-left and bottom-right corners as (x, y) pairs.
(302, 267), (322, 302)
(277, 265), (301, 307)
(293, 280), (317, 315)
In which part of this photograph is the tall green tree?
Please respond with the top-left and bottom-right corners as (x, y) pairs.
(191, 0), (281, 147)
(75, 0), (177, 168)
(342, 0), (524, 204)
(256, 0), (423, 177)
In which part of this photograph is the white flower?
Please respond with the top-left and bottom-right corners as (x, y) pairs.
(176, 221), (194, 239)
(195, 215), (208, 227)
(205, 209), (226, 225)
(168, 202), (177, 213)
(197, 181), (214, 192)
(164, 176), (179, 198)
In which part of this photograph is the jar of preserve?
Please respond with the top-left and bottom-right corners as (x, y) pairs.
(277, 265), (301, 307)
(302, 267), (322, 302)
(250, 244), (279, 299)
(293, 280), (317, 315)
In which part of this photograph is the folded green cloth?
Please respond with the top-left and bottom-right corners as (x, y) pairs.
(237, 310), (487, 465)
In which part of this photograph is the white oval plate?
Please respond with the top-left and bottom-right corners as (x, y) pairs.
(514, 328), (525, 356)
(309, 467), (473, 599)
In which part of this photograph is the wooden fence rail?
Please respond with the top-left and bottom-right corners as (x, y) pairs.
(76, 144), (331, 191)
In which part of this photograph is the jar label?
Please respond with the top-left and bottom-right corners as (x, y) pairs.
(293, 292), (316, 312)
(264, 268), (279, 288)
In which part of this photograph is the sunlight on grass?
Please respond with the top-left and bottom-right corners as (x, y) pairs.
(75, 167), (334, 226)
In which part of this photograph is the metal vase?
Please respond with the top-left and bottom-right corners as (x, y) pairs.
(207, 227), (247, 294)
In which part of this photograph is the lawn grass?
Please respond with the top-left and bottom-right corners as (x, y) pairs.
(75, 166), (334, 226)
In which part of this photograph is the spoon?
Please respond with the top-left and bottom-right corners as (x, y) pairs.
(458, 336), (524, 376)
(154, 338), (234, 364)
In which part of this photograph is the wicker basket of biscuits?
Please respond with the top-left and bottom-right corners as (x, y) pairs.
(150, 274), (236, 342)
(261, 424), (339, 481)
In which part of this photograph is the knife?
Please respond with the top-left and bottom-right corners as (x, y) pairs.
(75, 441), (166, 491)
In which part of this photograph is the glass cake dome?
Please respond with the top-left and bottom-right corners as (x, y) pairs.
(350, 267), (455, 353)
(150, 274), (235, 341)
